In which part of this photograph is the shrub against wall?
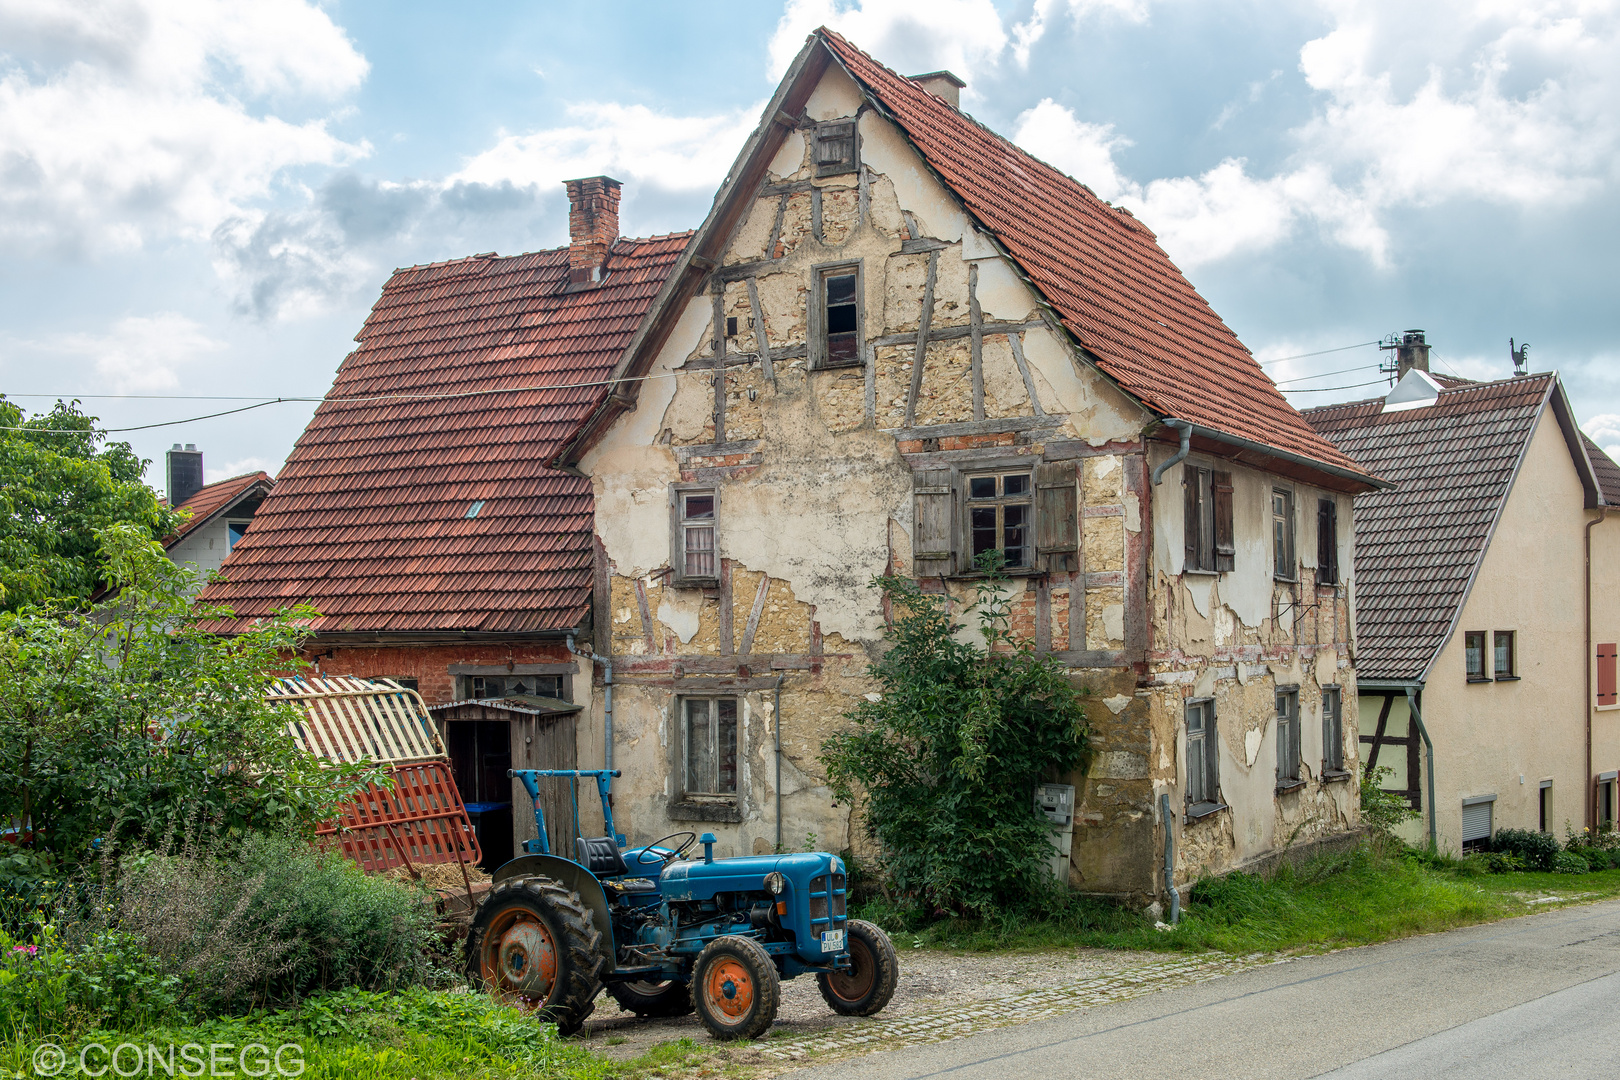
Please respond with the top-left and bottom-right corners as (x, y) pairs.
(821, 568), (1091, 918)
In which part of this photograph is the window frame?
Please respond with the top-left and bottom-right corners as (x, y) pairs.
(226, 520), (251, 551)
(1185, 697), (1223, 818)
(962, 469), (1035, 573)
(1540, 779), (1553, 834)
(1183, 463), (1234, 574)
(813, 118), (859, 177)
(809, 260), (865, 370)
(1321, 685), (1347, 778)
(1272, 488), (1296, 581)
(1316, 497), (1340, 586)
(1275, 686), (1303, 791)
(670, 482), (720, 587)
(1493, 630), (1518, 680)
(1461, 794), (1495, 852)
(679, 695), (740, 799)
(1464, 630), (1490, 682)
(463, 673), (567, 701)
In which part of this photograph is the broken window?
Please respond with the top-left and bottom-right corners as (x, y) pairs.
(1186, 699), (1221, 816)
(1321, 686), (1345, 775)
(966, 471), (1032, 570)
(1465, 631), (1488, 681)
(1317, 497), (1340, 586)
(813, 263), (862, 368)
(1183, 464), (1233, 573)
(683, 697), (739, 796)
(814, 119), (858, 177)
(1272, 488), (1295, 580)
(671, 485), (718, 585)
(1276, 687), (1302, 789)
(1494, 630), (1517, 679)
(464, 674), (565, 701)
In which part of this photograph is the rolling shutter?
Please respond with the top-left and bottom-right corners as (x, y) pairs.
(1461, 799), (1494, 843)
(1599, 644), (1617, 707)
(1035, 461), (1078, 572)
(1213, 470), (1235, 572)
(913, 469), (956, 577)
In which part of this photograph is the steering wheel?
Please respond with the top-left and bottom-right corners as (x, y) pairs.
(635, 831), (698, 866)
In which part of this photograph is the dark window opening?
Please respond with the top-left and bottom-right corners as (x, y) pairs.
(463, 674), (565, 701)
(1540, 781), (1553, 833)
(966, 472), (1032, 569)
(444, 719), (513, 871)
(227, 521), (249, 550)
(824, 272), (859, 365)
(683, 697), (738, 796)
(725, 316), (738, 338)
(1317, 498), (1340, 585)
(394, 678), (420, 693)
(1465, 631), (1488, 681)
(679, 490), (717, 580)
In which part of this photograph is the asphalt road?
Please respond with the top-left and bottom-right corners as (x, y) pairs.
(794, 899), (1620, 1080)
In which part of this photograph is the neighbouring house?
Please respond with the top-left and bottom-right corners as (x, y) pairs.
(203, 28), (1385, 902)
(1304, 338), (1620, 853)
(161, 443), (272, 583)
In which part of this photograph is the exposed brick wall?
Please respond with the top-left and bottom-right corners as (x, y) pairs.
(565, 176), (622, 284)
(304, 641), (577, 704)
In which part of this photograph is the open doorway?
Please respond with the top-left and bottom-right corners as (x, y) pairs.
(443, 719), (512, 871)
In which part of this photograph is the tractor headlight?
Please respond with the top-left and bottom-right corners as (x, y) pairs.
(764, 871), (785, 895)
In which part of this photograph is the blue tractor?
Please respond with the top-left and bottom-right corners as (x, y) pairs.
(466, 769), (898, 1040)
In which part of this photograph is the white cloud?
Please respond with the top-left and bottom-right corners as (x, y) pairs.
(212, 455), (278, 482)
(769, 0), (1008, 83)
(36, 312), (225, 393)
(1012, 0), (1152, 66)
(1012, 99), (1135, 201)
(1583, 414), (1620, 463)
(0, 0), (370, 255)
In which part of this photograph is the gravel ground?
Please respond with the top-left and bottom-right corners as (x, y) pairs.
(574, 944), (1172, 1061)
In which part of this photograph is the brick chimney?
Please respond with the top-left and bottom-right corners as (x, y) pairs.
(564, 176), (621, 284)
(910, 70), (965, 108)
(1394, 329), (1430, 379)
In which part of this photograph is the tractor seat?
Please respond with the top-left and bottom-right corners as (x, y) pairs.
(576, 836), (629, 878)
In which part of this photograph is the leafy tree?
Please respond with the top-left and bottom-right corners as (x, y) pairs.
(821, 561), (1091, 917)
(0, 397), (183, 611)
(0, 524), (378, 884)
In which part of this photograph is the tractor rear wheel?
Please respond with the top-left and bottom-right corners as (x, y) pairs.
(692, 935), (780, 1040)
(607, 979), (694, 1017)
(467, 876), (604, 1036)
(817, 920), (898, 1016)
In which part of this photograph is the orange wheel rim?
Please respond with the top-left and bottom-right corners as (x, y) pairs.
(825, 936), (874, 1002)
(480, 906), (558, 1001)
(704, 957), (755, 1022)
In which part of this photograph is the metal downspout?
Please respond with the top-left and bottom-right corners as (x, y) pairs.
(1405, 688), (1437, 851)
(774, 675), (784, 853)
(1587, 509), (1609, 831)
(1158, 793), (1180, 924)
(1150, 419), (1193, 486)
(566, 632), (614, 780)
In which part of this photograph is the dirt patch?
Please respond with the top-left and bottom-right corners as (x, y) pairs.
(574, 946), (1170, 1060)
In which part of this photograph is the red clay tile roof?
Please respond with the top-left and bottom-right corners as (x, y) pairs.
(163, 471), (273, 547)
(197, 235), (691, 635)
(1584, 434), (1620, 506)
(818, 29), (1367, 483)
(1302, 374), (1556, 681)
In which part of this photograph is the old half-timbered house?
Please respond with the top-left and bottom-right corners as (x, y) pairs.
(558, 29), (1384, 898)
(1306, 347), (1620, 854)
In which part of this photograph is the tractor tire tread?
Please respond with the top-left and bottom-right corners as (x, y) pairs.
(693, 935), (780, 1041)
(817, 920), (898, 1016)
(466, 875), (604, 1036)
(606, 980), (695, 1018)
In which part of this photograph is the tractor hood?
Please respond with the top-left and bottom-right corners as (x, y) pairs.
(658, 850), (842, 902)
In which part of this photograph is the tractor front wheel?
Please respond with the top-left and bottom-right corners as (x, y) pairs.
(467, 876), (604, 1036)
(692, 936), (780, 1040)
(607, 979), (694, 1018)
(817, 920), (898, 1016)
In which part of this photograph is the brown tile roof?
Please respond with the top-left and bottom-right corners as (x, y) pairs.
(818, 29), (1368, 484)
(164, 471), (273, 547)
(1584, 434), (1620, 506)
(1302, 374), (1557, 681)
(197, 234), (691, 635)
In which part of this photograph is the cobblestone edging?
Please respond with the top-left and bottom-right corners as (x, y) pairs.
(759, 953), (1277, 1061)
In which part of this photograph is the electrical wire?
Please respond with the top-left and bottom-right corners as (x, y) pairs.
(1272, 362), (1378, 386)
(1278, 378), (1390, 394)
(1258, 341), (1380, 367)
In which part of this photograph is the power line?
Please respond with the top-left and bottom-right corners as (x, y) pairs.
(1272, 362), (1378, 387)
(1279, 378), (1390, 394)
(1258, 341), (1380, 367)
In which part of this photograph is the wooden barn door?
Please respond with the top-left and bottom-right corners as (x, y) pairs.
(511, 713), (579, 855)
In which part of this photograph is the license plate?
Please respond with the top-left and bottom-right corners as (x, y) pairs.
(820, 929), (846, 953)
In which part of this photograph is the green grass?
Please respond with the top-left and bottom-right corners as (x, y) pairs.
(860, 841), (1620, 956)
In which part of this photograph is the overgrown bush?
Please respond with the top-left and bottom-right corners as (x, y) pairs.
(821, 561), (1090, 918)
(0, 924), (182, 1037)
(1553, 851), (1591, 874)
(1490, 828), (1560, 871)
(0, 524), (380, 883)
(102, 833), (437, 1010)
(1360, 764), (1419, 843)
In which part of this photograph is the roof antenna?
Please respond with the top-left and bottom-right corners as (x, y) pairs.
(1510, 338), (1529, 377)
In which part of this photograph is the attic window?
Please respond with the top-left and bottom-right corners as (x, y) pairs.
(814, 119), (858, 177)
(465, 500), (485, 519)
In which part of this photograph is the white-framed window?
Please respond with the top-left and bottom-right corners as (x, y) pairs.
(1322, 686), (1345, 775)
(1272, 488), (1296, 580)
(1186, 698), (1221, 816)
(682, 697), (739, 797)
(671, 484), (718, 585)
(965, 470), (1033, 570)
(1494, 630), (1517, 679)
(1276, 687), (1302, 788)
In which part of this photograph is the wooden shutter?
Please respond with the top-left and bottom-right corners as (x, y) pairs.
(1184, 465), (1199, 570)
(1318, 498), (1339, 585)
(1035, 461), (1078, 571)
(1213, 470), (1235, 572)
(913, 469), (956, 577)
(1600, 643), (1618, 707)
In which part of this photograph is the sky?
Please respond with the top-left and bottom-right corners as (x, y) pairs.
(2, 0), (1619, 489)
